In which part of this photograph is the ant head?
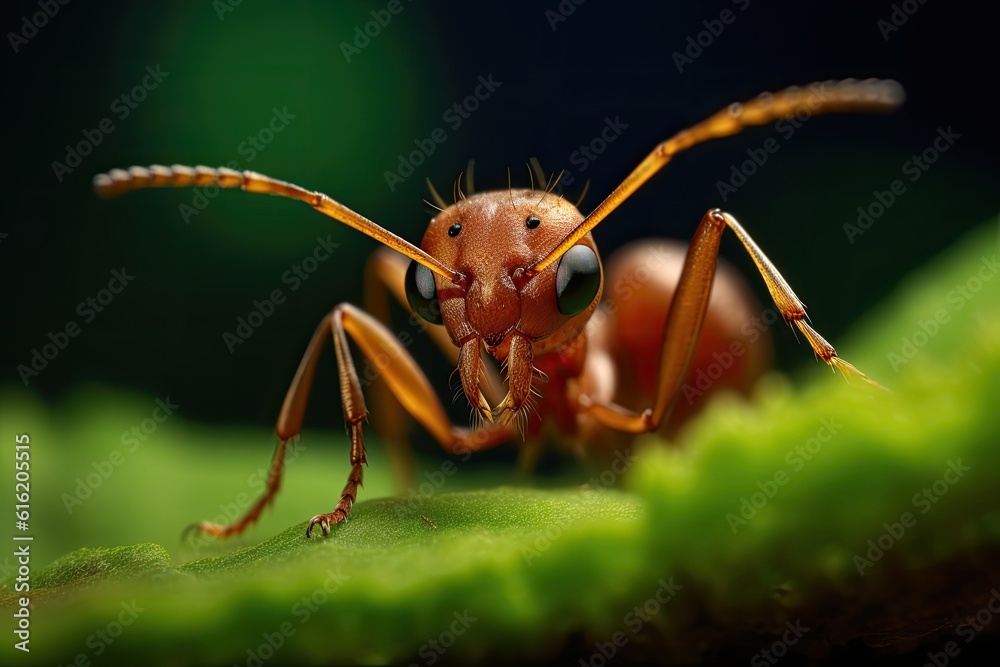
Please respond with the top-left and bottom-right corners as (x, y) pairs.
(409, 189), (603, 353)
(405, 188), (603, 423)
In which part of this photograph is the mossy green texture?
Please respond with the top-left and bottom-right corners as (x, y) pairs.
(2, 222), (998, 664)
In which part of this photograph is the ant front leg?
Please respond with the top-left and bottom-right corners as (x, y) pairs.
(363, 249), (507, 491)
(191, 303), (513, 540)
(579, 209), (879, 434)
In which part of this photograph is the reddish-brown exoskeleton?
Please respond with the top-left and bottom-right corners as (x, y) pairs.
(94, 79), (901, 539)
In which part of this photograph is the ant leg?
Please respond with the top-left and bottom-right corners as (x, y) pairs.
(362, 250), (416, 491)
(305, 304), (512, 537)
(579, 209), (878, 434)
(190, 305), (511, 540)
(188, 439), (291, 539)
(189, 313), (336, 539)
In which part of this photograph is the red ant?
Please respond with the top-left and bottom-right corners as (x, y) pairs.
(94, 78), (901, 539)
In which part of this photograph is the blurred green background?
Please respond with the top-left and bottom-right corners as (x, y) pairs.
(1, 1), (998, 663)
(3, 1), (996, 426)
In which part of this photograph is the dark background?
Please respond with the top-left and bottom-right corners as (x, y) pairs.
(2, 0), (997, 432)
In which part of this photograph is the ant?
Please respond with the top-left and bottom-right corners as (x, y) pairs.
(94, 78), (901, 539)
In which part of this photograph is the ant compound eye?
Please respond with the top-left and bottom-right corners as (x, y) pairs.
(405, 261), (443, 325)
(525, 215), (541, 230)
(448, 223), (462, 237)
(555, 245), (601, 316)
